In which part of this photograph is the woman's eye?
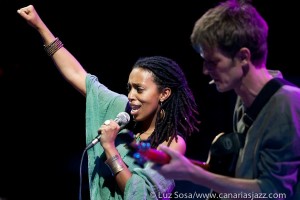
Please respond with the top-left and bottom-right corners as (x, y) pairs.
(136, 87), (143, 93)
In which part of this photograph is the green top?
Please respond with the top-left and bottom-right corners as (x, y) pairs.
(85, 74), (174, 200)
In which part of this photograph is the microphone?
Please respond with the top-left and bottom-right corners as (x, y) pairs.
(85, 112), (130, 150)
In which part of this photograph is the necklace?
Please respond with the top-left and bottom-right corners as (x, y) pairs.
(134, 134), (141, 143)
(134, 129), (153, 143)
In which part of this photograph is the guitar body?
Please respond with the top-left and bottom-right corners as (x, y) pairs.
(205, 132), (241, 199)
(207, 132), (240, 176)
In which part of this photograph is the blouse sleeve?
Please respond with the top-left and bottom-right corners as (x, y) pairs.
(124, 163), (175, 200)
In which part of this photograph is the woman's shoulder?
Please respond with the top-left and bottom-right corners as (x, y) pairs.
(160, 134), (186, 155)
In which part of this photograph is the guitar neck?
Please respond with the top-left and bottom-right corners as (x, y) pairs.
(188, 158), (209, 170)
(137, 147), (209, 170)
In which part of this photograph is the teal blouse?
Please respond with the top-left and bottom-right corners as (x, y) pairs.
(85, 74), (174, 200)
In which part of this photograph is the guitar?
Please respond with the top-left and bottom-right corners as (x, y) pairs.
(129, 132), (240, 199)
(129, 132), (240, 176)
(130, 141), (209, 170)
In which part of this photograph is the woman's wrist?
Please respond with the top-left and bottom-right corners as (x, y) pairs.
(102, 142), (116, 152)
(105, 154), (125, 176)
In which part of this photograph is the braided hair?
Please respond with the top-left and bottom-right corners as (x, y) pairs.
(132, 56), (200, 148)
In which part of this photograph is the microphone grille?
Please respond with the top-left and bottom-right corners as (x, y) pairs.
(116, 112), (130, 126)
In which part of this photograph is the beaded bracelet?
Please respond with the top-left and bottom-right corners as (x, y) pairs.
(105, 155), (125, 176)
(43, 37), (64, 56)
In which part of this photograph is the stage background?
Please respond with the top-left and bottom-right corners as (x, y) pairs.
(1, 0), (299, 199)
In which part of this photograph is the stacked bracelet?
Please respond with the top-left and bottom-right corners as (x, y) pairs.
(43, 37), (64, 56)
(105, 155), (125, 176)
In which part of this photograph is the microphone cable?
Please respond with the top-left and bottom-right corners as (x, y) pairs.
(78, 147), (88, 200)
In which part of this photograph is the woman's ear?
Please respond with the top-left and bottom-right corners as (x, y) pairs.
(160, 87), (171, 102)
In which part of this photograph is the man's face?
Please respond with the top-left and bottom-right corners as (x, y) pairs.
(200, 47), (244, 93)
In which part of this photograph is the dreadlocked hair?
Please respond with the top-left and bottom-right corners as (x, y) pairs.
(133, 56), (200, 148)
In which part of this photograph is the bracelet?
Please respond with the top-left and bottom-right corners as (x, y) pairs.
(43, 37), (64, 56)
(105, 155), (125, 176)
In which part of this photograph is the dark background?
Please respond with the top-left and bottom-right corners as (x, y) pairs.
(1, 0), (299, 199)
